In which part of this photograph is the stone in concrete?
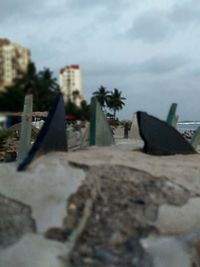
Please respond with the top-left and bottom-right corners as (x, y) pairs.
(18, 93), (67, 171)
(0, 193), (36, 248)
(137, 111), (196, 155)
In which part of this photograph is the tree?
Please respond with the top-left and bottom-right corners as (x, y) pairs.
(72, 90), (80, 102)
(65, 99), (90, 121)
(92, 86), (110, 109)
(16, 61), (37, 91)
(65, 100), (80, 119)
(0, 62), (59, 112)
(33, 67), (59, 111)
(107, 88), (126, 119)
(80, 100), (90, 120)
(72, 90), (83, 106)
(0, 86), (24, 112)
(38, 68), (58, 92)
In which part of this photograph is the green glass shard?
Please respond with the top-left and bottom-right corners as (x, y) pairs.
(89, 97), (115, 146)
(166, 103), (177, 126)
(89, 98), (96, 146)
(171, 115), (179, 128)
(190, 126), (200, 149)
(17, 94), (33, 163)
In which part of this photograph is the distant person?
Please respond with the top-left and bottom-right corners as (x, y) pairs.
(124, 122), (129, 138)
(111, 126), (115, 135)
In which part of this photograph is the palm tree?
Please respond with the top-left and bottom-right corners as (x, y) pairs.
(107, 88), (126, 119)
(16, 62), (37, 93)
(38, 68), (58, 92)
(35, 67), (60, 110)
(92, 86), (110, 109)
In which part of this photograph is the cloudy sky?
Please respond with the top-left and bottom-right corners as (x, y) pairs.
(1, 0), (200, 120)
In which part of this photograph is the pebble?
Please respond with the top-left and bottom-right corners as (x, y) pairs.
(109, 231), (124, 246)
(82, 257), (95, 265)
(94, 249), (118, 263)
(68, 203), (77, 211)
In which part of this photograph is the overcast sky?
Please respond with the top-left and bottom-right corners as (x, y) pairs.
(1, 0), (200, 120)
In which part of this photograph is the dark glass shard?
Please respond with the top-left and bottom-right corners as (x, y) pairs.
(137, 111), (196, 155)
(17, 93), (67, 171)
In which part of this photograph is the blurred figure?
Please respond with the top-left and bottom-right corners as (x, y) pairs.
(124, 122), (129, 138)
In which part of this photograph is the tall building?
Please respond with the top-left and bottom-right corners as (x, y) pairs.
(59, 64), (84, 106)
(0, 38), (30, 91)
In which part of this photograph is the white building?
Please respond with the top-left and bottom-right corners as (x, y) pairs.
(0, 38), (30, 91)
(59, 64), (83, 106)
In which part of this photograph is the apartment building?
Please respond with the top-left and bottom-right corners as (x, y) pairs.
(0, 38), (30, 91)
(59, 64), (84, 106)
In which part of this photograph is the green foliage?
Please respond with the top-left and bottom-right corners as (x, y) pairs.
(65, 100), (80, 118)
(92, 86), (110, 108)
(80, 100), (90, 120)
(65, 99), (90, 120)
(0, 129), (13, 148)
(0, 87), (24, 112)
(92, 86), (126, 118)
(107, 88), (126, 118)
(72, 90), (80, 102)
(0, 62), (59, 112)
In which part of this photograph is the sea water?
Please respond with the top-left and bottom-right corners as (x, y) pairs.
(177, 122), (200, 134)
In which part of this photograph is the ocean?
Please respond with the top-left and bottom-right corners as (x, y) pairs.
(177, 122), (200, 134)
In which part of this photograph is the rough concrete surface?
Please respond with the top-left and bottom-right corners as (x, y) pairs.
(0, 153), (85, 232)
(0, 234), (66, 267)
(1, 139), (200, 266)
(156, 197), (200, 234)
(67, 140), (200, 194)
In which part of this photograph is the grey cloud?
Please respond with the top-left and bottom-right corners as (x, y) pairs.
(1, 0), (200, 121)
(84, 66), (200, 120)
(69, 0), (125, 9)
(169, 0), (200, 24)
(84, 55), (188, 77)
(189, 69), (200, 77)
(127, 1), (200, 43)
(84, 63), (132, 77)
(134, 56), (188, 75)
(128, 10), (170, 42)
(68, 0), (129, 24)
(0, 0), (43, 21)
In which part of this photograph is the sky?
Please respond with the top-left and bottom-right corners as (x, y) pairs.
(1, 0), (200, 120)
